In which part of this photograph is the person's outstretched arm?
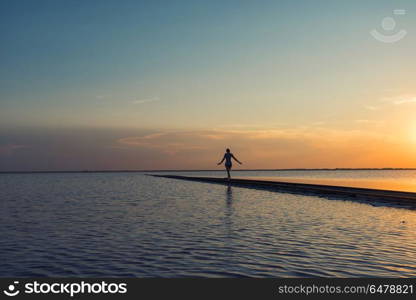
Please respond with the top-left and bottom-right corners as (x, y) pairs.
(231, 154), (242, 164)
(217, 155), (225, 165)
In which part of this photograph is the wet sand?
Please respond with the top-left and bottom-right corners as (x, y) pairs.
(239, 176), (416, 193)
(151, 175), (416, 209)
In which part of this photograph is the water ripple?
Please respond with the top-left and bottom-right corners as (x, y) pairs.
(1, 172), (416, 277)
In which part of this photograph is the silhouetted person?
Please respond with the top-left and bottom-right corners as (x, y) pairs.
(217, 148), (242, 179)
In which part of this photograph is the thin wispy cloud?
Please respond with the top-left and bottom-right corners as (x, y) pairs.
(364, 94), (416, 111)
(0, 144), (28, 156)
(311, 121), (326, 126)
(380, 94), (416, 105)
(112, 127), (406, 168)
(131, 97), (160, 105)
(364, 105), (380, 111)
(117, 128), (387, 152)
(96, 95), (111, 99)
(0, 126), (411, 171)
(393, 97), (416, 105)
(354, 119), (383, 125)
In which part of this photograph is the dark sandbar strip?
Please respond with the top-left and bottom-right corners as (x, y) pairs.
(149, 175), (416, 209)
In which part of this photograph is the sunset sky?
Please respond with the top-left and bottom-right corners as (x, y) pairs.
(1, 0), (416, 171)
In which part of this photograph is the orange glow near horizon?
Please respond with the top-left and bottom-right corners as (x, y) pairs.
(112, 125), (416, 170)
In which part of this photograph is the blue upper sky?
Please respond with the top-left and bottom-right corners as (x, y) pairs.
(1, 0), (414, 127)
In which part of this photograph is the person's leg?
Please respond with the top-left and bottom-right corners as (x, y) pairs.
(226, 166), (231, 179)
(228, 164), (233, 179)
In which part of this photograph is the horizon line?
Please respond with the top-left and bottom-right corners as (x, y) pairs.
(1, 167), (416, 174)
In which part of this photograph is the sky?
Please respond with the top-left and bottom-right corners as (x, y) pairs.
(1, 0), (416, 171)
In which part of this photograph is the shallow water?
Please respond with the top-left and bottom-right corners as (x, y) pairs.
(174, 169), (416, 192)
(1, 171), (416, 277)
